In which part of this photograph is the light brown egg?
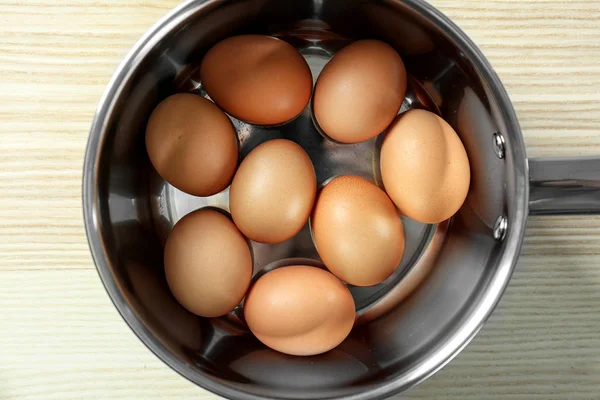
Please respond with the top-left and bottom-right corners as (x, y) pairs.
(164, 208), (252, 318)
(313, 40), (407, 143)
(145, 93), (238, 197)
(244, 265), (355, 356)
(312, 176), (405, 286)
(200, 35), (313, 125)
(380, 109), (471, 224)
(229, 139), (316, 244)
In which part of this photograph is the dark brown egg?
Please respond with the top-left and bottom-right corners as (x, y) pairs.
(200, 35), (313, 125)
(164, 208), (252, 318)
(145, 93), (238, 197)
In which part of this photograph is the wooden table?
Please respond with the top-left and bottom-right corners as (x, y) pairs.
(1, 1), (599, 399)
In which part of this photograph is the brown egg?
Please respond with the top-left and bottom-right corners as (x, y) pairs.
(244, 266), (355, 356)
(312, 175), (405, 286)
(380, 109), (471, 224)
(313, 40), (407, 143)
(229, 139), (316, 244)
(145, 93), (238, 197)
(164, 208), (252, 318)
(200, 35), (313, 125)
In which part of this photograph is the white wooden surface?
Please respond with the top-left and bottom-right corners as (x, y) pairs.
(1, 0), (600, 399)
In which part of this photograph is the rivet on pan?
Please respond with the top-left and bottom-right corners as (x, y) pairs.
(493, 215), (508, 241)
(492, 132), (506, 159)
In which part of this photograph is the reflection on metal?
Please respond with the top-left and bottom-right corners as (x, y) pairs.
(529, 157), (600, 215)
(493, 132), (506, 159)
(493, 215), (508, 241)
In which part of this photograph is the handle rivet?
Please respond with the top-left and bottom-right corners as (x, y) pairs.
(493, 215), (508, 241)
(493, 132), (506, 159)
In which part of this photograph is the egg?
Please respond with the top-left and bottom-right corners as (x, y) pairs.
(145, 93), (238, 197)
(312, 175), (405, 286)
(380, 109), (471, 224)
(200, 35), (313, 125)
(164, 208), (252, 318)
(229, 139), (316, 244)
(313, 40), (407, 143)
(244, 265), (355, 356)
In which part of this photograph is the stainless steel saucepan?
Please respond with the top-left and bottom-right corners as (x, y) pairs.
(83, 0), (600, 399)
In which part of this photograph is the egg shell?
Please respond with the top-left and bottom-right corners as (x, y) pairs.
(244, 265), (356, 356)
(145, 93), (238, 197)
(200, 35), (313, 125)
(312, 175), (405, 287)
(164, 208), (252, 318)
(380, 109), (471, 224)
(313, 39), (407, 143)
(229, 139), (316, 244)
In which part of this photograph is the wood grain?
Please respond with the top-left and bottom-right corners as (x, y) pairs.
(1, 0), (600, 399)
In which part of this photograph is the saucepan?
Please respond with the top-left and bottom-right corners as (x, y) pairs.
(82, 0), (600, 399)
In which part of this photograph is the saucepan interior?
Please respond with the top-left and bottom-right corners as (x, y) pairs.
(83, 0), (528, 398)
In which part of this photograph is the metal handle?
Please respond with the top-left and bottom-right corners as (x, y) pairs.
(529, 157), (600, 215)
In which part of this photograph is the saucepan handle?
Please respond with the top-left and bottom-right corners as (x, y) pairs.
(528, 157), (600, 215)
